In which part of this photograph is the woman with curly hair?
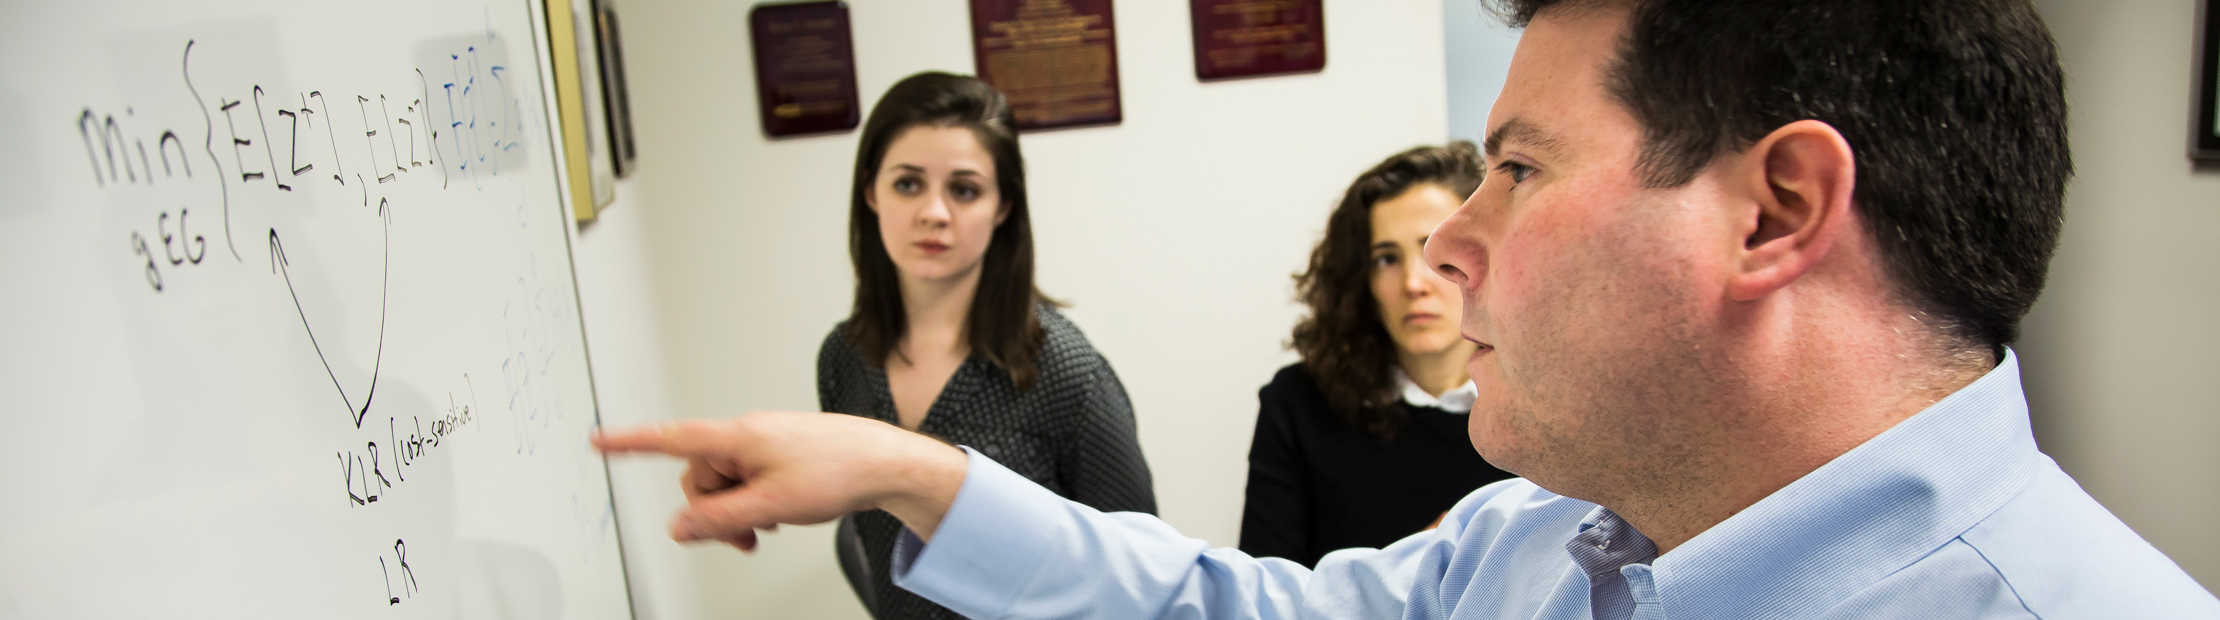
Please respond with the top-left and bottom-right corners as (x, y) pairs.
(1238, 142), (1515, 568)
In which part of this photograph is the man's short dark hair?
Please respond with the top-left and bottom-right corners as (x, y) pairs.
(1490, 0), (2071, 348)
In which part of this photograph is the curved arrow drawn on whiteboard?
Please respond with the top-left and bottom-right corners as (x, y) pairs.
(268, 200), (392, 429)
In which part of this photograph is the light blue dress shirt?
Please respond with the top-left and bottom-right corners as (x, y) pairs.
(891, 352), (2220, 618)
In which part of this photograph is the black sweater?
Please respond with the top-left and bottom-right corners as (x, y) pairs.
(1238, 363), (1517, 567)
(818, 305), (1156, 619)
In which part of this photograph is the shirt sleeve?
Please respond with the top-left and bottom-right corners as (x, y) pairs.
(1054, 359), (1158, 515)
(892, 448), (1437, 619)
(1239, 379), (1315, 565)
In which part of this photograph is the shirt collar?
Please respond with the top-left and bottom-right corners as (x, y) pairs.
(1395, 367), (1477, 413)
(1642, 349), (2042, 618)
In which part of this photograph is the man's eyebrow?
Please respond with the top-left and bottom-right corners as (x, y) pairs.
(1483, 117), (1567, 161)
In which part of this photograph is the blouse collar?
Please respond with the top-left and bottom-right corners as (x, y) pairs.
(1395, 367), (1477, 413)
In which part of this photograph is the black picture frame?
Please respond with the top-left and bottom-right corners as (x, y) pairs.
(593, 0), (638, 176)
(2196, 0), (2219, 159)
(748, 1), (861, 137)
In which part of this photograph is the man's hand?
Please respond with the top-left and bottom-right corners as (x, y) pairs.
(592, 412), (969, 551)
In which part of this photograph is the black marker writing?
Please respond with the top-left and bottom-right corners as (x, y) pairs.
(131, 109), (152, 186)
(380, 95), (405, 177)
(356, 95), (394, 183)
(131, 232), (162, 292)
(180, 40), (239, 261)
(158, 208), (206, 266)
(394, 539), (417, 593)
(380, 538), (419, 604)
(77, 110), (131, 185)
(277, 107), (309, 177)
(251, 86), (290, 191)
(415, 69), (448, 189)
(338, 451), (363, 505)
(367, 441), (391, 489)
(310, 91), (345, 186)
(158, 131), (191, 178)
(218, 98), (263, 183)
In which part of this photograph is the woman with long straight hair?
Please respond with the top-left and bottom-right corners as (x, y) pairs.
(816, 71), (1156, 618)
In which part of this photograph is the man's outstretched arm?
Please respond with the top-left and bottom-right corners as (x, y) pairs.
(592, 412), (969, 549)
(593, 412), (1438, 618)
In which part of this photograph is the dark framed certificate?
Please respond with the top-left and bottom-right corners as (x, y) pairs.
(969, 0), (1123, 130)
(1190, 0), (1325, 81)
(748, 1), (860, 137)
(2197, 0), (2219, 159)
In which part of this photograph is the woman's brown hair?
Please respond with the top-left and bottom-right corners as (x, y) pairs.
(1290, 141), (1484, 439)
(844, 72), (1053, 389)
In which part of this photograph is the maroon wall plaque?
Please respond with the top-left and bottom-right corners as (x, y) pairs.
(749, 1), (860, 137)
(969, 0), (1123, 130)
(1190, 0), (1325, 81)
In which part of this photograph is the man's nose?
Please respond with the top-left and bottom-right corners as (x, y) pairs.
(1424, 195), (1489, 291)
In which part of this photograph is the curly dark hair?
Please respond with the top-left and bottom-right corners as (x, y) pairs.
(1290, 142), (1484, 440)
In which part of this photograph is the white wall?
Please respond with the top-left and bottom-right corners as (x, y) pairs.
(1442, 0), (1522, 145)
(605, 0), (1451, 616)
(2021, 0), (2220, 591)
(567, 192), (707, 620)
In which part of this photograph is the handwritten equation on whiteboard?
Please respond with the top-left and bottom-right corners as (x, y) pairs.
(79, 36), (527, 292)
(65, 30), (588, 607)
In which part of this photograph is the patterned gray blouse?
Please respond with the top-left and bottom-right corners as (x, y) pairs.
(816, 304), (1157, 619)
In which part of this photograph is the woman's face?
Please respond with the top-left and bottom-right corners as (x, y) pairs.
(868, 125), (1007, 285)
(1369, 183), (1474, 361)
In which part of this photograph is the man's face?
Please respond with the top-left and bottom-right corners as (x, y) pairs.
(1423, 6), (1744, 499)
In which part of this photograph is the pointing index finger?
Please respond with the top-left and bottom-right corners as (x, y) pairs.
(593, 422), (710, 457)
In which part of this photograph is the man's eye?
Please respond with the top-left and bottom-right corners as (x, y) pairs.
(1495, 161), (1536, 184)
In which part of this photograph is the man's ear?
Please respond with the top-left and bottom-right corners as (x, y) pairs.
(1726, 119), (1857, 302)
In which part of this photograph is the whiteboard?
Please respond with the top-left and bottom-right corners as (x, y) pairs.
(0, 1), (633, 618)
